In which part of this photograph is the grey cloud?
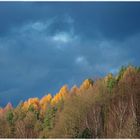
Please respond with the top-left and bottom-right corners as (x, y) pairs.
(0, 2), (140, 106)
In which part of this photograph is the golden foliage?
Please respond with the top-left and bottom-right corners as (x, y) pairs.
(70, 85), (80, 95)
(23, 98), (39, 111)
(40, 94), (52, 112)
(80, 79), (93, 92)
(40, 94), (52, 105)
(51, 85), (69, 106)
(0, 65), (140, 138)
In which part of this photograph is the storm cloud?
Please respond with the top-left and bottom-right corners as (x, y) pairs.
(0, 2), (140, 106)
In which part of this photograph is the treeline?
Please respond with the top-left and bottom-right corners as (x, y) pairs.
(0, 65), (140, 138)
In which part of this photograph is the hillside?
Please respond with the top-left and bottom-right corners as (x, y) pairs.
(0, 65), (140, 138)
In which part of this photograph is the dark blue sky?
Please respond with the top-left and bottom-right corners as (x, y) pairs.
(0, 2), (140, 107)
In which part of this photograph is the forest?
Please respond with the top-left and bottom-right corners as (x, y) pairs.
(0, 65), (140, 138)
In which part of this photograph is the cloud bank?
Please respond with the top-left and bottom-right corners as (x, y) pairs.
(0, 2), (140, 106)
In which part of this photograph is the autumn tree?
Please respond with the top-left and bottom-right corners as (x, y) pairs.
(0, 65), (140, 138)
(51, 85), (69, 106)
(79, 79), (93, 92)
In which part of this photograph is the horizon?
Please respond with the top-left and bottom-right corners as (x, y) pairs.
(0, 64), (138, 108)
